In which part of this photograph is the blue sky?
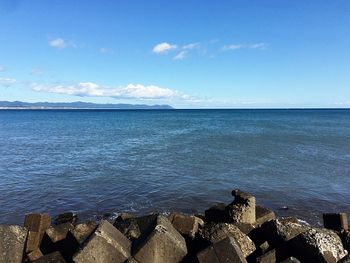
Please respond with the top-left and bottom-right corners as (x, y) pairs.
(0, 0), (349, 108)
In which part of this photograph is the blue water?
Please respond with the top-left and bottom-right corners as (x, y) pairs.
(0, 109), (349, 225)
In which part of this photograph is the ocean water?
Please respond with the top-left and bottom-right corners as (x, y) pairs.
(0, 109), (349, 225)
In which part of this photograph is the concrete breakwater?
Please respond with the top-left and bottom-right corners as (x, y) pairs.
(0, 189), (349, 263)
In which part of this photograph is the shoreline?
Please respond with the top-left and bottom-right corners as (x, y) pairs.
(1, 189), (349, 262)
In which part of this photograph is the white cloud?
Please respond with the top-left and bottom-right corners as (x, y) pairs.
(152, 42), (177, 54)
(49, 38), (66, 49)
(182, 43), (200, 50)
(31, 82), (186, 100)
(100, 47), (109, 54)
(223, 43), (268, 51)
(0, 77), (16, 87)
(31, 68), (44, 76)
(173, 51), (188, 60)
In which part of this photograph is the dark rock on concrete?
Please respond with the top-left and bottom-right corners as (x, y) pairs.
(290, 227), (348, 263)
(280, 257), (301, 263)
(256, 249), (276, 263)
(261, 218), (310, 246)
(256, 206), (275, 226)
(73, 220), (131, 263)
(341, 230), (350, 251)
(45, 222), (74, 243)
(133, 215), (187, 263)
(168, 212), (204, 239)
(197, 236), (248, 263)
(71, 221), (97, 245)
(200, 222), (255, 257)
(55, 212), (77, 225)
(339, 254), (350, 263)
(0, 225), (28, 263)
(323, 213), (349, 231)
(114, 213), (158, 241)
(27, 248), (43, 262)
(32, 251), (66, 263)
(205, 203), (231, 223)
(226, 189), (256, 224)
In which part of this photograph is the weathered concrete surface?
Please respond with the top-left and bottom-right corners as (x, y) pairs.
(197, 236), (248, 263)
(323, 213), (349, 232)
(261, 218), (310, 246)
(205, 203), (230, 223)
(168, 212), (204, 239)
(26, 231), (43, 253)
(200, 222), (255, 257)
(71, 221), (97, 245)
(290, 227), (348, 263)
(27, 248), (43, 262)
(24, 213), (51, 232)
(45, 222), (74, 243)
(32, 251), (66, 263)
(256, 206), (275, 226)
(24, 213), (51, 252)
(226, 189), (256, 224)
(133, 215), (187, 263)
(0, 225), (28, 263)
(73, 220), (131, 263)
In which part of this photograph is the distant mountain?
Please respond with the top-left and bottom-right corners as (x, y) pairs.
(0, 101), (174, 109)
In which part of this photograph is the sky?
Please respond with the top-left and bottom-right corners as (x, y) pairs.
(0, 0), (350, 108)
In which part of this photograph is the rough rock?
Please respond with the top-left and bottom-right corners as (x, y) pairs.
(290, 227), (348, 263)
(197, 236), (248, 263)
(55, 212), (77, 225)
(205, 203), (230, 223)
(32, 251), (66, 263)
(27, 248), (43, 261)
(133, 215), (187, 263)
(199, 222), (255, 257)
(226, 189), (256, 224)
(71, 221), (97, 245)
(0, 225), (28, 263)
(73, 220), (131, 263)
(256, 206), (275, 226)
(114, 213), (158, 241)
(168, 212), (204, 239)
(261, 218), (310, 246)
(323, 213), (349, 231)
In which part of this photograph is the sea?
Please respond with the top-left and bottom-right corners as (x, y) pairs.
(0, 109), (349, 225)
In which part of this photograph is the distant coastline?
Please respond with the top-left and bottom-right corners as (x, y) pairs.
(0, 101), (174, 110)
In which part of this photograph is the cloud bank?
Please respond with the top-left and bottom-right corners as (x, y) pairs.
(0, 77), (16, 87)
(31, 82), (185, 100)
(222, 43), (268, 51)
